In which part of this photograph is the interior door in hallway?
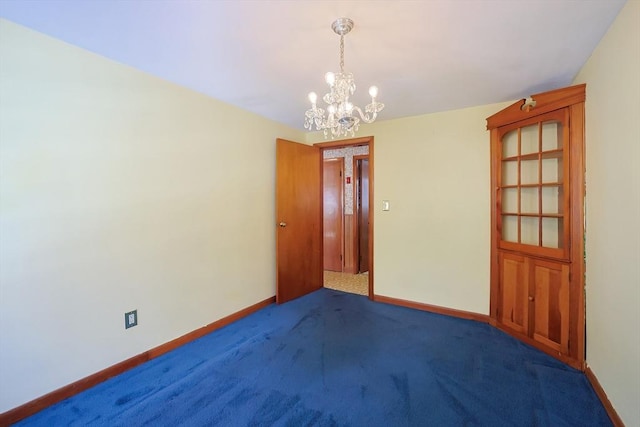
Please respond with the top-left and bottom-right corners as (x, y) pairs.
(356, 157), (370, 273)
(276, 139), (322, 304)
(323, 158), (344, 272)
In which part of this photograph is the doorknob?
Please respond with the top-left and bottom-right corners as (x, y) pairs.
(279, 222), (287, 227)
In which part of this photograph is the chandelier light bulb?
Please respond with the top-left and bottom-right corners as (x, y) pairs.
(369, 86), (378, 98)
(328, 105), (336, 114)
(325, 72), (336, 86)
(308, 92), (318, 105)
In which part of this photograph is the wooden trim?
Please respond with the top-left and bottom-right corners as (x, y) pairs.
(372, 293), (583, 370)
(0, 353), (148, 427)
(498, 322), (583, 370)
(352, 153), (362, 275)
(0, 296), (276, 426)
(373, 294), (490, 323)
(585, 365), (626, 427)
(489, 127), (500, 320)
(495, 108), (568, 138)
(317, 144), (325, 295)
(313, 136), (372, 149)
(569, 101), (586, 362)
(498, 240), (568, 262)
(367, 139), (374, 299)
(147, 296), (275, 359)
(486, 84), (586, 130)
(352, 153), (370, 276)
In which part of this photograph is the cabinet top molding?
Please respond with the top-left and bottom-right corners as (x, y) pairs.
(486, 84), (586, 130)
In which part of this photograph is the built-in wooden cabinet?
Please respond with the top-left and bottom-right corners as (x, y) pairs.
(487, 84), (585, 370)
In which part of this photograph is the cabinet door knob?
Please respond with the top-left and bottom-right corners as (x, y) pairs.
(279, 222), (287, 227)
(528, 296), (535, 302)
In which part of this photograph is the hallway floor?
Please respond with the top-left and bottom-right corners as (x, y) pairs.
(323, 270), (368, 296)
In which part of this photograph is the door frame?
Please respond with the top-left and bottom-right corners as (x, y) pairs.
(353, 154), (370, 274)
(314, 136), (374, 299)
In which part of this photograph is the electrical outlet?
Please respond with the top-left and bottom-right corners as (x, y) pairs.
(125, 310), (137, 329)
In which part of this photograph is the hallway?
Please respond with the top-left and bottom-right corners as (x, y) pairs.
(323, 271), (368, 296)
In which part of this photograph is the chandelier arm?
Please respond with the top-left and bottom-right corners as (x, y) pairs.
(352, 106), (378, 124)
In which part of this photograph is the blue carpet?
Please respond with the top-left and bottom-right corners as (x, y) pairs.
(17, 289), (611, 426)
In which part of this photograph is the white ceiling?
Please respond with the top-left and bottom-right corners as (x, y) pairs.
(0, 0), (626, 130)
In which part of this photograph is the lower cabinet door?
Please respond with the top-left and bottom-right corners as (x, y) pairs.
(498, 252), (529, 335)
(531, 258), (571, 354)
(498, 252), (571, 356)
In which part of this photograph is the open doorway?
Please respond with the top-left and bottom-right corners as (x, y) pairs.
(316, 137), (373, 298)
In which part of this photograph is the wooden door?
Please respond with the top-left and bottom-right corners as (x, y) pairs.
(531, 258), (570, 353)
(357, 158), (370, 273)
(323, 159), (343, 272)
(276, 139), (322, 304)
(498, 251), (529, 335)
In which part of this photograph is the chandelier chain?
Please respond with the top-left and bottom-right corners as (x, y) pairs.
(339, 35), (345, 73)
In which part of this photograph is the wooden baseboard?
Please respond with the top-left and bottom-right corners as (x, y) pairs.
(373, 294), (490, 323)
(496, 322), (584, 371)
(0, 296), (275, 426)
(585, 365), (625, 427)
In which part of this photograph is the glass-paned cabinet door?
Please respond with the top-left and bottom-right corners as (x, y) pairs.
(497, 109), (569, 258)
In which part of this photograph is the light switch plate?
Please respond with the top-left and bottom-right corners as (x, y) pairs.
(382, 200), (390, 211)
(125, 310), (138, 329)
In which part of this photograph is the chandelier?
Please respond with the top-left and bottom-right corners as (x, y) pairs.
(304, 18), (384, 139)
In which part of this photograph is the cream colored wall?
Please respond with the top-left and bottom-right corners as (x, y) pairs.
(0, 19), (303, 412)
(3, 1), (636, 419)
(573, 1), (640, 425)
(309, 102), (508, 315)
